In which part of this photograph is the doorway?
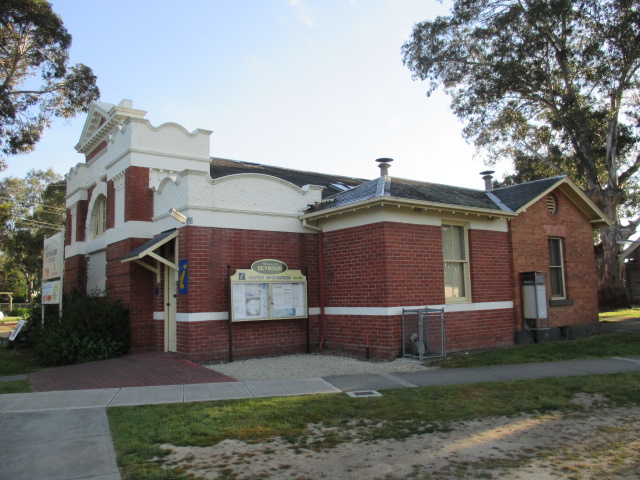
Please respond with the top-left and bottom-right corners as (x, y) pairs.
(164, 265), (177, 352)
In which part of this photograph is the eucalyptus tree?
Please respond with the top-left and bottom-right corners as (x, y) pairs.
(0, 169), (65, 300)
(402, 0), (640, 306)
(0, 0), (99, 170)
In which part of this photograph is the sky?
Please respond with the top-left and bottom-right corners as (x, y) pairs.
(1, 0), (512, 189)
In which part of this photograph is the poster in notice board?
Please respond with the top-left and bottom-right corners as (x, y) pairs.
(230, 262), (307, 322)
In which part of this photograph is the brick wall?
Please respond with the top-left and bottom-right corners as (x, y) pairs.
(151, 226), (320, 360)
(106, 238), (156, 352)
(510, 189), (599, 328)
(75, 199), (88, 242)
(124, 167), (153, 222)
(64, 254), (87, 292)
(321, 222), (515, 358)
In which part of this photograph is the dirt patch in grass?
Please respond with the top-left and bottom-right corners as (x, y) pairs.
(158, 395), (640, 479)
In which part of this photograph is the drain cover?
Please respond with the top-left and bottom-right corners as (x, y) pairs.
(346, 390), (382, 398)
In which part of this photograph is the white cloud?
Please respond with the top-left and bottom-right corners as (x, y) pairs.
(288, 0), (315, 27)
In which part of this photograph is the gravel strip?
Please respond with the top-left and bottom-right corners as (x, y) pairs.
(204, 353), (434, 381)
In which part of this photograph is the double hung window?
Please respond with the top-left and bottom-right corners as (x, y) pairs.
(548, 237), (566, 299)
(442, 223), (470, 302)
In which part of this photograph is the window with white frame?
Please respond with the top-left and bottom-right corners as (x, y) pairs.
(442, 223), (471, 302)
(91, 195), (107, 238)
(548, 237), (566, 298)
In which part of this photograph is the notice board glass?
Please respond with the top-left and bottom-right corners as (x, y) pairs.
(230, 263), (307, 322)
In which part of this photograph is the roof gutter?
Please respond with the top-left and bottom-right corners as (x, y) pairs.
(300, 197), (517, 222)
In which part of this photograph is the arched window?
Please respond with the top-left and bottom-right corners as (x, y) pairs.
(90, 195), (107, 238)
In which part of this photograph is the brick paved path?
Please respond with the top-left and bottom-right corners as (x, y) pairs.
(28, 352), (236, 392)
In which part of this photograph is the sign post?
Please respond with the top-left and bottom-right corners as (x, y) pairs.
(42, 232), (64, 322)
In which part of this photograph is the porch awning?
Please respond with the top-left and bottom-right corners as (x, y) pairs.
(121, 229), (179, 280)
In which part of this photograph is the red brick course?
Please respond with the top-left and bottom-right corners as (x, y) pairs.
(510, 189), (599, 329)
(124, 166), (153, 222)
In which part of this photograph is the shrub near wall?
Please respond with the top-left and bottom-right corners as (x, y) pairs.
(33, 291), (130, 366)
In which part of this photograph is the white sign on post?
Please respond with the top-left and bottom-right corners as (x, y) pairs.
(9, 319), (25, 342)
(43, 232), (64, 281)
(42, 281), (62, 305)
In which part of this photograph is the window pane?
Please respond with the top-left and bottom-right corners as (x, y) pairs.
(444, 262), (466, 298)
(548, 238), (562, 266)
(550, 267), (564, 297)
(442, 225), (452, 259)
(451, 225), (465, 261)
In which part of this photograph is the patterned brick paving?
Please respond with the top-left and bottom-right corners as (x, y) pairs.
(28, 352), (236, 392)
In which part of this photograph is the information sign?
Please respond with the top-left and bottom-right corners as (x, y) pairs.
(43, 232), (64, 281)
(230, 260), (307, 322)
(42, 280), (62, 305)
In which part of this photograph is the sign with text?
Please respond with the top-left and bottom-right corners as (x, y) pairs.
(9, 319), (25, 342)
(178, 259), (188, 294)
(230, 261), (307, 322)
(42, 280), (62, 305)
(43, 232), (64, 281)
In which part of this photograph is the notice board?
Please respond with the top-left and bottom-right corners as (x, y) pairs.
(230, 259), (307, 322)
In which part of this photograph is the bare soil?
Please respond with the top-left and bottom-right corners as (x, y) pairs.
(159, 394), (640, 479)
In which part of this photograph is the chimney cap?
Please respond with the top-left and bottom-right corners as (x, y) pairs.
(376, 158), (394, 177)
(480, 170), (495, 177)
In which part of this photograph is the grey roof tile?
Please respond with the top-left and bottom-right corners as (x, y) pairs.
(491, 176), (565, 211)
(210, 157), (366, 198)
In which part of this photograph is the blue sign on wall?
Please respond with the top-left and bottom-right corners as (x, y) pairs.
(178, 259), (188, 294)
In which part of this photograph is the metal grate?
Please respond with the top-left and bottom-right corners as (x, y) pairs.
(402, 307), (446, 360)
(346, 390), (382, 398)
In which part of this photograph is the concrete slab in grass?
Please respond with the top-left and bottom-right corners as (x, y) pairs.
(393, 368), (504, 387)
(184, 382), (253, 402)
(0, 409), (120, 480)
(468, 363), (585, 381)
(555, 357), (640, 375)
(323, 373), (415, 392)
(244, 378), (342, 398)
(108, 384), (183, 406)
(3, 388), (119, 412)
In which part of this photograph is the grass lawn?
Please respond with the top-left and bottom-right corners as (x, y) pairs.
(436, 333), (640, 368)
(0, 346), (39, 393)
(599, 305), (640, 320)
(108, 372), (640, 480)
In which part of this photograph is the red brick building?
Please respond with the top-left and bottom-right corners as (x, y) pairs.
(64, 100), (610, 362)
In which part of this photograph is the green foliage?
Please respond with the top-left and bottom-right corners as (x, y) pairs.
(9, 307), (29, 318)
(402, 0), (640, 301)
(0, 0), (99, 170)
(32, 291), (130, 366)
(0, 169), (65, 300)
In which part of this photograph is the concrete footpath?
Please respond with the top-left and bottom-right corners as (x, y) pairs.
(1, 355), (640, 480)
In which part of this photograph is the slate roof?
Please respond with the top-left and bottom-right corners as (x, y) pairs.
(208, 159), (599, 223)
(321, 176), (505, 212)
(490, 176), (566, 211)
(210, 157), (366, 198)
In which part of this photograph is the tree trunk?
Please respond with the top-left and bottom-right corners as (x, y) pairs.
(595, 196), (630, 309)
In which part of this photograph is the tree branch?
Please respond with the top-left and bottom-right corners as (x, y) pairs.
(618, 153), (640, 187)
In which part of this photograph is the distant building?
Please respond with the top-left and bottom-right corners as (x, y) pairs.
(64, 100), (610, 361)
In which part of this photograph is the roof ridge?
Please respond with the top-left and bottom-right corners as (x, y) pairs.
(210, 157), (369, 183)
(492, 175), (566, 192)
